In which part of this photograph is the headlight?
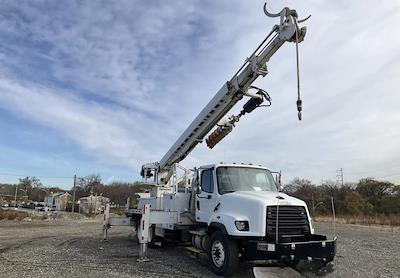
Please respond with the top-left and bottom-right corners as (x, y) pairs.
(235, 220), (249, 231)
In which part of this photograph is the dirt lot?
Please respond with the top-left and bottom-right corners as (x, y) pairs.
(0, 216), (399, 278)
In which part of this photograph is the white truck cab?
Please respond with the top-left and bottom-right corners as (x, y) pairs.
(196, 164), (314, 237)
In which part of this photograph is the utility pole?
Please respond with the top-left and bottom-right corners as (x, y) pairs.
(311, 193), (315, 215)
(336, 168), (344, 186)
(72, 174), (76, 213)
(14, 184), (18, 208)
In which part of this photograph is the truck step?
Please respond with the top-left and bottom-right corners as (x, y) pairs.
(253, 267), (301, 278)
(188, 230), (207, 236)
(186, 246), (204, 257)
(154, 241), (162, 247)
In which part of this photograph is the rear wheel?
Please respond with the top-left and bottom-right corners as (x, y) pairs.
(208, 231), (239, 276)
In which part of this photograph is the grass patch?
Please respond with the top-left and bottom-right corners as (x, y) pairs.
(0, 208), (47, 221)
(0, 208), (28, 220)
(313, 213), (400, 226)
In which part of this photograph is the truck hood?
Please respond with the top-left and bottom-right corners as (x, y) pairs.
(223, 191), (306, 207)
(209, 190), (311, 237)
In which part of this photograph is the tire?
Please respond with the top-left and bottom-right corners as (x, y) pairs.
(208, 231), (239, 277)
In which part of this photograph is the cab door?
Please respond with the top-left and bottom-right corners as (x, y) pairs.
(195, 168), (218, 223)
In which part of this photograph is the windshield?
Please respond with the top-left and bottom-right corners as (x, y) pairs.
(216, 166), (278, 194)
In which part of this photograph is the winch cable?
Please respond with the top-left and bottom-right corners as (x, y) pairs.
(294, 18), (303, 121)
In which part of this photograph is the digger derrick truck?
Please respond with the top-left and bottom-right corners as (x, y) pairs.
(103, 3), (336, 276)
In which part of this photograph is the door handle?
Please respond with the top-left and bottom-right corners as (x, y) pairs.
(197, 194), (212, 199)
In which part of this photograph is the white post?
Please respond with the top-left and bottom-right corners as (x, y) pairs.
(102, 203), (110, 240)
(137, 203), (151, 262)
(173, 164), (177, 193)
(331, 197), (336, 240)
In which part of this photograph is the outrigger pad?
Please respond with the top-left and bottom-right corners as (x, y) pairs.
(253, 267), (302, 278)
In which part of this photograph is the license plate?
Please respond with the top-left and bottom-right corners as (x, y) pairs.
(267, 243), (275, 252)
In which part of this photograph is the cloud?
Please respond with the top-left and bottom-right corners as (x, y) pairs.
(177, 0), (400, 183)
(0, 78), (137, 165)
(0, 0), (399, 184)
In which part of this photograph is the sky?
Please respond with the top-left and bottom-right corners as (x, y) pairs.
(0, 0), (399, 189)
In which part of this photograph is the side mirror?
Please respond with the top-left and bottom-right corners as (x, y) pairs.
(275, 174), (281, 184)
(272, 170), (282, 190)
(196, 186), (202, 194)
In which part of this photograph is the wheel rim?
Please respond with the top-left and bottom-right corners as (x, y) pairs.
(211, 240), (225, 267)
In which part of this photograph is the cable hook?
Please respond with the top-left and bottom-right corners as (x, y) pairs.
(294, 18), (302, 121)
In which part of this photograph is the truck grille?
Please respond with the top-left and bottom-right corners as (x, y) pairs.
(266, 206), (310, 240)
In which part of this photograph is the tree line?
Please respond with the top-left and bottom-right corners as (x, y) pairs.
(283, 178), (400, 216)
(0, 174), (152, 205)
(71, 174), (152, 204)
(1, 175), (400, 215)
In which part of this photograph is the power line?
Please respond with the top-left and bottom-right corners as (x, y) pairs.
(374, 172), (400, 179)
(348, 162), (400, 176)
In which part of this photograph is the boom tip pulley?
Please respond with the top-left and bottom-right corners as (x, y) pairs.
(263, 1), (309, 122)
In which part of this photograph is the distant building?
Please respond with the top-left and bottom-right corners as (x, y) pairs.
(79, 195), (109, 216)
(44, 193), (55, 208)
(44, 192), (72, 211)
(54, 192), (72, 211)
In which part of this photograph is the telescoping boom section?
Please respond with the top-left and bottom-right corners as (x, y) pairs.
(141, 4), (310, 184)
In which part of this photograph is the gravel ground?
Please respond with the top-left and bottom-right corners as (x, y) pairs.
(0, 218), (398, 278)
(315, 222), (400, 278)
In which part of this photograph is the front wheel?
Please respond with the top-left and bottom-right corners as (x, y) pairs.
(208, 231), (239, 276)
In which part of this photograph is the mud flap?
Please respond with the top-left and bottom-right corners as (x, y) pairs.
(253, 267), (302, 278)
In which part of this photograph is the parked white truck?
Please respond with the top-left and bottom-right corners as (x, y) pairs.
(104, 3), (336, 276)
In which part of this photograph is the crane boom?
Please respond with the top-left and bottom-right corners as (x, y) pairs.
(141, 4), (310, 183)
(103, 6), (336, 273)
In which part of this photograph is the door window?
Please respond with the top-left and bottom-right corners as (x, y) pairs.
(201, 169), (214, 193)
